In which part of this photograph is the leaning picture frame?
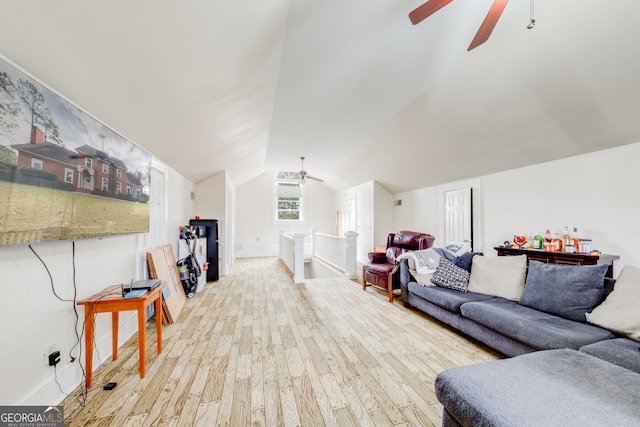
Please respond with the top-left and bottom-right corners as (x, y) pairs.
(0, 54), (152, 245)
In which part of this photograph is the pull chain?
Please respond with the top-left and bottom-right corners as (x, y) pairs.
(527, 0), (536, 29)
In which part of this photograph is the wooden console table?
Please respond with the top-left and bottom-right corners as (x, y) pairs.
(77, 283), (166, 388)
(494, 247), (619, 278)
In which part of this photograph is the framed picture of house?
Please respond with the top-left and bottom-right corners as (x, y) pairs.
(0, 54), (152, 245)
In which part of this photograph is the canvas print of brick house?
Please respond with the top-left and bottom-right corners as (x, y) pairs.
(11, 125), (146, 201)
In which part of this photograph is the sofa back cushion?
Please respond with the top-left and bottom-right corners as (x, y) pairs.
(586, 264), (640, 340)
(467, 255), (527, 301)
(519, 261), (608, 322)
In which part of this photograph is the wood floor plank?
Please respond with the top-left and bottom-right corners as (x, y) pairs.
(61, 257), (501, 427)
(194, 400), (220, 426)
(292, 375), (326, 427)
(263, 379), (283, 427)
(228, 377), (251, 427)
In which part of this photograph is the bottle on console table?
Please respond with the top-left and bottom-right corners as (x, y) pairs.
(543, 229), (552, 251)
(572, 227), (581, 252)
(533, 233), (543, 250)
(561, 226), (572, 250)
(552, 233), (563, 252)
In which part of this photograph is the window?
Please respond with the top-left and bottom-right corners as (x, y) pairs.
(274, 173), (304, 221)
(116, 168), (122, 178)
(85, 157), (92, 168)
(102, 178), (108, 192)
(116, 182), (122, 194)
(31, 159), (43, 170)
(102, 163), (109, 174)
(64, 168), (74, 184)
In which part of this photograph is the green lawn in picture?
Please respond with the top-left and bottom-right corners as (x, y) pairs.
(0, 180), (149, 245)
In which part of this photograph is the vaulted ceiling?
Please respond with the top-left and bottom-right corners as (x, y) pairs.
(1, 0), (639, 193)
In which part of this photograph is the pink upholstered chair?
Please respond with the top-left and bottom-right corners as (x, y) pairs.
(362, 230), (435, 302)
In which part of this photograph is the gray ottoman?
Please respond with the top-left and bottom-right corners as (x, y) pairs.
(435, 348), (640, 427)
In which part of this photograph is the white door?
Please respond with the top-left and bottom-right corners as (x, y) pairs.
(342, 196), (357, 235)
(445, 188), (473, 249)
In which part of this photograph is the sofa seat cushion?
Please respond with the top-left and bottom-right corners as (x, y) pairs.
(435, 349), (640, 427)
(408, 282), (494, 313)
(580, 338), (640, 374)
(364, 262), (395, 276)
(460, 298), (616, 350)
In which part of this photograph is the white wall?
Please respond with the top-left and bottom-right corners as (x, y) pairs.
(194, 171), (235, 276)
(235, 171), (336, 257)
(0, 159), (195, 406)
(374, 181), (394, 248)
(392, 142), (640, 273)
(336, 180), (394, 264)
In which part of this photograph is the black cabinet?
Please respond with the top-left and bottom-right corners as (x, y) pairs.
(190, 219), (219, 282)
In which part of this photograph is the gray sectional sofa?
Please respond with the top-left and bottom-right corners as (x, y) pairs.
(398, 255), (640, 426)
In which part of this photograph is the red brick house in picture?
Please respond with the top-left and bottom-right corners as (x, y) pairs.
(11, 125), (145, 201)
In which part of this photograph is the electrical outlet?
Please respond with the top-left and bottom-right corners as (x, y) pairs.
(48, 351), (61, 367)
(45, 343), (58, 367)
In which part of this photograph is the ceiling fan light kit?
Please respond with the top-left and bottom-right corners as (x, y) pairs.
(410, 0), (535, 50)
(297, 156), (324, 185)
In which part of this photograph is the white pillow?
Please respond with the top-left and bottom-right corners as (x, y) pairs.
(467, 255), (527, 301)
(586, 265), (640, 341)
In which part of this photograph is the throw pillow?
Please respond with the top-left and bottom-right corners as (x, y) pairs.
(586, 265), (640, 340)
(431, 258), (470, 292)
(519, 261), (608, 322)
(454, 251), (484, 272)
(467, 255), (527, 301)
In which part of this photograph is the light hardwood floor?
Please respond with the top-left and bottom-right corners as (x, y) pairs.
(62, 257), (501, 426)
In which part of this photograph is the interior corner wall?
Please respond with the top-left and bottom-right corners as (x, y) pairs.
(0, 159), (195, 406)
(373, 181), (393, 248)
(392, 142), (640, 273)
(194, 171), (231, 275)
(235, 171), (335, 258)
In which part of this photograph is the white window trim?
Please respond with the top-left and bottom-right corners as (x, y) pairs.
(273, 176), (305, 223)
(101, 177), (108, 191)
(64, 168), (74, 184)
(31, 159), (43, 170)
(116, 168), (122, 178)
(85, 158), (92, 168)
(102, 163), (109, 174)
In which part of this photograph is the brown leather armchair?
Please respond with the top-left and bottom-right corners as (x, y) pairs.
(362, 230), (435, 302)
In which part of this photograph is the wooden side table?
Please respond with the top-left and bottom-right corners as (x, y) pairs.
(77, 283), (166, 388)
(494, 247), (619, 278)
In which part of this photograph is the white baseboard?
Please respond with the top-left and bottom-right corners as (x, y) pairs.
(234, 244), (279, 258)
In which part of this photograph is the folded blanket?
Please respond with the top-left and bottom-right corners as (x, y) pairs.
(398, 248), (442, 275)
(399, 248), (463, 286)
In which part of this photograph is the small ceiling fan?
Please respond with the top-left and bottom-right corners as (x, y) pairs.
(298, 156), (323, 184)
(409, 0), (512, 51)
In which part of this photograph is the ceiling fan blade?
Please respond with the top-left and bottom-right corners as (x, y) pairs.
(307, 175), (324, 183)
(409, 0), (454, 25)
(468, 0), (509, 51)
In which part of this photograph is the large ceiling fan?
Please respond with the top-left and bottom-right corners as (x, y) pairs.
(298, 156), (323, 184)
(409, 0), (511, 51)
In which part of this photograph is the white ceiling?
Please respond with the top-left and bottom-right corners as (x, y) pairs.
(1, 0), (639, 193)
